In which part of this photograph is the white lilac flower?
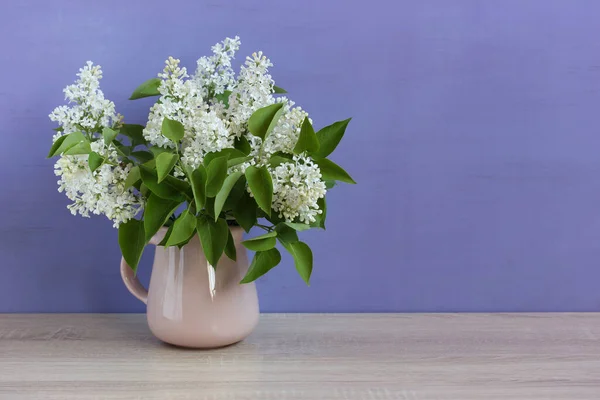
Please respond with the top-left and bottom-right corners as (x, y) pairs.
(143, 57), (195, 148)
(262, 98), (309, 158)
(54, 140), (143, 228)
(50, 62), (142, 227)
(227, 51), (275, 137)
(144, 57), (234, 168)
(180, 108), (232, 170)
(237, 98), (310, 167)
(269, 155), (326, 224)
(194, 36), (241, 97)
(49, 61), (120, 139)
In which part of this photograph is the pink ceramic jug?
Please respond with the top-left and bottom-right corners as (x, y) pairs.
(120, 226), (259, 348)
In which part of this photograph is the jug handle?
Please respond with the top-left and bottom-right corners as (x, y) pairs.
(120, 257), (148, 304)
(119, 228), (168, 304)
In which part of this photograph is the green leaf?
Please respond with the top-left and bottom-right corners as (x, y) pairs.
(129, 77), (161, 100)
(234, 135), (252, 155)
(222, 175), (247, 211)
(196, 215), (229, 267)
(130, 151), (154, 163)
(118, 219), (146, 272)
(102, 127), (118, 145)
(189, 165), (207, 211)
(275, 224), (299, 245)
(139, 165), (186, 201)
(273, 85), (287, 94)
(245, 165), (273, 216)
(155, 152), (178, 183)
(284, 222), (311, 231)
(205, 156), (229, 197)
(47, 132), (86, 157)
(204, 197), (215, 219)
(158, 223), (175, 246)
(248, 103), (284, 140)
(240, 248), (282, 284)
(115, 143), (132, 157)
(62, 140), (91, 155)
(242, 231), (277, 252)
(176, 232), (196, 249)
(276, 222), (315, 284)
(164, 210), (197, 246)
(285, 241), (313, 285)
(203, 148), (246, 167)
(324, 180), (337, 190)
(165, 175), (191, 196)
(265, 214), (285, 226)
(224, 229), (237, 261)
(161, 118), (185, 142)
(315, 158), (356, 184)
(47, 135), (67, 158)
(124, 166), (141, 191)
(314, 118), (351, 158)
(232, 192), (257, 232)
(311, 197), (327, 229)
(149, 147), (170, 157)
(87, 152), (103, 172)
(120, 124), (147, 147)
(227, 156), (252, 168)
(293, 118), (320, 154)
(140, 183), (149, 197)
(214, 90), (232, 108)
(143, 194), (183, 241)
(214, 171), (243, 220)
(142, 158), (156, 168)
(269, 152), (293, 167)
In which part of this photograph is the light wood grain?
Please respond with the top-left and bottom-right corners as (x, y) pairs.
(0, 314), (599, 399)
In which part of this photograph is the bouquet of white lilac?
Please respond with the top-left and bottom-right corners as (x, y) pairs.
(48, 37), (355, 284)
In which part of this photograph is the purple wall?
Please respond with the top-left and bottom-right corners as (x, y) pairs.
(2, 0), (600, 312)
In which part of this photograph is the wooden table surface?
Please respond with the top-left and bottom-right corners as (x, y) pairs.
(0, 314), (599, 399)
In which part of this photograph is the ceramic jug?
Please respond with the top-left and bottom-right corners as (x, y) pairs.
(120, 226), (259, 348)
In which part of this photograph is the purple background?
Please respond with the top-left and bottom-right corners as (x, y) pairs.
(1, 0), (600, 312)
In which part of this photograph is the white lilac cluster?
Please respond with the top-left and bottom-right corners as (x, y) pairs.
(49, 61), (121, 139)
(270, 155), (326, 224)
(226, 51), (276, 137)
(228, 99), (308, 170)
(261, 98), (309, 158)
(236, 97), (319, 223)
(194, 36), (241, 97)
(54, 142), (143, 227)
(143, 56), (233, 170)
(50, 63), (142, 227)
